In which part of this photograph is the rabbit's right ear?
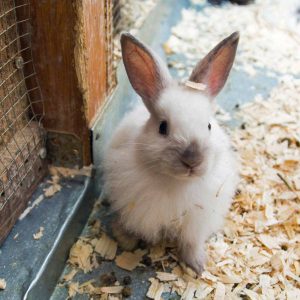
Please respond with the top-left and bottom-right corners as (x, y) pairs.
(121, 33), (172, 113)
(189, 32), (239, 98)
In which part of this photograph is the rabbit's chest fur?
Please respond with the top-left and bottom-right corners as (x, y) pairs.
(103, 105), (238, 243)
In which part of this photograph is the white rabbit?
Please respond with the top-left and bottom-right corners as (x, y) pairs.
(103, 32), (240, 274)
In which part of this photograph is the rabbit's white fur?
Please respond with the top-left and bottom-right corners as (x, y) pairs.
(103, 33), (239, 273)
(103, 86), (238, 272)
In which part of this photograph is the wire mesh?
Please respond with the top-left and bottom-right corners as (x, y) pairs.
(0, 0), (45, 241)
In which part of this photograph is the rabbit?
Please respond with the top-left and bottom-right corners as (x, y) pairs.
(103, 31), (240, 274)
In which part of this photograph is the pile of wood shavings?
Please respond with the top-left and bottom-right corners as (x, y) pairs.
(60, 206), (130, 299)
(145, 77), (300, 298)
(165, 0), (300, 77)
(43, 165), (92, 198)
(62, 78), (300, 300)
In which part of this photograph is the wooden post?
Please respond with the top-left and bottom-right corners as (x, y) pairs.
(25, 0), (109, 166)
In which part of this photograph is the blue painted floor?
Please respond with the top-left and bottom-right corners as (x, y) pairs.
(0, 175), (89, 300)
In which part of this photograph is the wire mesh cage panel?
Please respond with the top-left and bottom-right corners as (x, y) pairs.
(0, 0), (46, 245)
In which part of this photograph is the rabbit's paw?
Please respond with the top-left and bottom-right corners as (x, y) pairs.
(180, 244), (206, 275)
(111, 219), (139, 251)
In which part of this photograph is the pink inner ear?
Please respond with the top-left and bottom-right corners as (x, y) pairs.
(206, 48), (235, 97)
(126, 44), (159, 100)
(209, 75), (220, 97)
(122, 36), (165, 110)
(189, 32), (239, 98)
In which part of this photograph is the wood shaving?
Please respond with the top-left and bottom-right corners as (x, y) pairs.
(68, 282), (79, 298)
(184, 80), (207, 91)
(146, 278), (164, 300)
(156, 272), (178, 282)
(270, 253), (284, 272)
(115, 249), (147, 271)
(100, 286), (123, 294)
(68, 239), (93, 273)
(257, 234), (281, 250)
(0, 278), (6, 290)
(181, 282), (197, 300)
(49, 165), (92, 178)
(94, 233), (118, 260)
(43, 173), (62, 198)
(195, 285), (214, 299)
(33, 226), (44, 240)
(214, 282), (226, 300)
(43, 165), (92, 199)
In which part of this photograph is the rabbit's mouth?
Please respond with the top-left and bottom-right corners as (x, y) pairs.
(163, 163), (205, 180)
(188, 168), (199, 177)
(178, 155), (206, 178)
(187, 166), (204, 178)
(180, 161), (203, 177)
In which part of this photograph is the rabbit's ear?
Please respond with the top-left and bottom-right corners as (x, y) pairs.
(189, 32), (239, 97)
(121, 32), (172, 113)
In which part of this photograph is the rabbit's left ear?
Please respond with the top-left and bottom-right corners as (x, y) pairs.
(189, 32), (239, 97)
(121, 32), (172, 114)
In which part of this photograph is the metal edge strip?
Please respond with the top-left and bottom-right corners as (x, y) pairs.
(23, 169), (98, 300)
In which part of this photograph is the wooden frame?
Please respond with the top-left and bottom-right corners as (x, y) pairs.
(27, 0), (109, 166)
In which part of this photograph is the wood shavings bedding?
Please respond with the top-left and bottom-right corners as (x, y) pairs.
(44, 165), (92, 198)
(48, 165), (92, 178)
(62, 80), (300, 299)
(165, 0), (300, 76)
(60, 82), (300, 298)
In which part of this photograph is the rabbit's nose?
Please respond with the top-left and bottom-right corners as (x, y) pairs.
(180, 142), (202, 168)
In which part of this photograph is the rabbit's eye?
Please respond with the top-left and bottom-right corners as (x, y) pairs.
(208, 123), (211, 131)
(159, 120), (168, 136)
